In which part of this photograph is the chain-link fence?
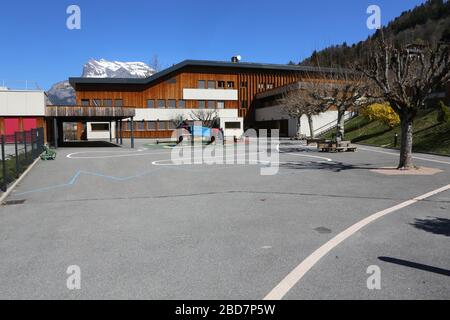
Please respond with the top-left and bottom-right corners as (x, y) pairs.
(0, 128), (45, 192)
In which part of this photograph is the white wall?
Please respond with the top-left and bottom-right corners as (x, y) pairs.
(87, 122), (116, 140)
(0, 90), (46, 116)
(183, 89), (238, 101)
(134, 108), (239, 121)
(255, 105), (350, 137)
(220, 117), (244, 138)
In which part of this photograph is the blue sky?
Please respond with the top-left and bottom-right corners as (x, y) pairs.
(0, 0), (425, 90)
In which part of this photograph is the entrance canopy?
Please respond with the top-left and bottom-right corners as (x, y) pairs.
(46, 106), (136, 148)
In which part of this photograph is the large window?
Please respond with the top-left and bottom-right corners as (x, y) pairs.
(147, 121), (157, 130)
(103, 99), (113, 107)
(217, 101), (225, 109)
(167, 122), (177, 130)
(168, 100), (176, 108)
(198, 80), (206, 89)
(115, 99), (123, 107)
(147, 100), (155, 108)
(217, 81), (225, 89)
(266, 83), (274, 90)
(227, 81), (235, 88)
(207, 101), (215, 109)
(91, 123), (110, 131)
(136, 121), (145, 131)
(157, 100), (166, 108)
(81, 99), (90, 106)
(158, 121), (167, 131)
(257, 83), (265, 90)
(208, 81), (215, 89)
(92, 99), (102, 106)
(178, 100), (186, 109)
(198, 101), (206, 109)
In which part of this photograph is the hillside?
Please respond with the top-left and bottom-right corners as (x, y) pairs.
(300, 0), (450, 67)
(321, 110), (450, 156)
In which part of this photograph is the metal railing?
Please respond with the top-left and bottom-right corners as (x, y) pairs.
(314, 112), (357, 137)
(0, 128), (45, 192)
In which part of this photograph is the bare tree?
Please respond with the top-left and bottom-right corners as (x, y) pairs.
(312, 69), (372, 141)
(357, 38), (450, 169)
(280, 83), (324, 138)
(171, 114), (186, 129)
(190, 109), (219, 128)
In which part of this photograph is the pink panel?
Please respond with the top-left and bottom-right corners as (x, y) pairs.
(23, 118), (37, 131)
(4, 118), (19, 135)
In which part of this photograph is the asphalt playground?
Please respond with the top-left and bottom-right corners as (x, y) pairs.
(0, 139), (449, 300)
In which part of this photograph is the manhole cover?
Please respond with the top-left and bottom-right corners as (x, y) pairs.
(2, 199), (26, 206)
(314, 227), (332, 234)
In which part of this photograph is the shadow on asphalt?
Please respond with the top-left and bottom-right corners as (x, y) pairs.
(60, 141), (120, 148)
(379, 257), (450, 277)
(410, 217), (450, 237)
(280, 161), (385, 173)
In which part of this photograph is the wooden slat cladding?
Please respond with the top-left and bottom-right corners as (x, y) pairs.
(75, 65), (308, 122)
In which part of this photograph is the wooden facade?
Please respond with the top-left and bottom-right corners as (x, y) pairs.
(70, 61), (335, 138)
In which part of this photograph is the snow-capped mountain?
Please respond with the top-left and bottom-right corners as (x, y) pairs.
(47, 59), (155, 105)
(82, 59), (155, 78)
(46, 80), (76, 105)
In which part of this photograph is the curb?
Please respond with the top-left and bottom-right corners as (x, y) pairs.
(0, 158), (40, 204)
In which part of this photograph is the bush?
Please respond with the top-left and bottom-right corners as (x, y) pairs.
(360, 103), (400, 128)
(437, 100), (450, 123)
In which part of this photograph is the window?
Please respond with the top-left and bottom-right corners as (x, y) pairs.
(167, 122), (177, 130)
(147, 121), (157, 130)
(257, 83), (265, 90)
(217, 81), (225, 89)
(147, 100), (155, 108)
(208, 81), (215, 89)
(103, 99), (113, 107)
(198, 101), (206, 109)
(168, 99), (176, 108)
(217, 101), (225, 109)
(81, 99), (90, 106)
(93, 99), (102, 106)
(207, 101), (215, 109)
(225, 122), (241, 129)
(198, 80), (206, 89)
(158, 121), (167, 130)
(227, 81), (235, 88)
(91, 123), (110, 131)
(266, 83), (274, 90)
(241, 81), (248, 88)
(178, 100), (186, 109)
(157, 100), (165, 108)
(136, 121), (145, 131)
(115, 99), (123, 107)
(123, 121), (131, 131)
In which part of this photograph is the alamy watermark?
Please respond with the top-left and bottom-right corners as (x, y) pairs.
(366, 265), (381, 290)
(66, 265), (81, 290)
(367, 5), (381, 30)
(169, 126), (280, 176)
(66, 5), (81, 30)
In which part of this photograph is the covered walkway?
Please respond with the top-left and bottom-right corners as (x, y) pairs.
(45, 106), (136, 148)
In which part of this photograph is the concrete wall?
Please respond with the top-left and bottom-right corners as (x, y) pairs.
(0, 90), (46, 116)
(255, 105), (350, 137)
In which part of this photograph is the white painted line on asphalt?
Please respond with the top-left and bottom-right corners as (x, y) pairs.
(286, 153), (333, 162)
(264, 183), (450, 301)
(359, 147), (450, 165)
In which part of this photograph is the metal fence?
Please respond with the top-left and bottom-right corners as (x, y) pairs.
(0, 128), (45, 192)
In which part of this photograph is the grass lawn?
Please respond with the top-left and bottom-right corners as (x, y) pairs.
(321, 109), (450, 156)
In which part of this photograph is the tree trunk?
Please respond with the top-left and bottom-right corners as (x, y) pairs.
(296, 116), (302, 139)
(398, 115), (414, 170)
(308, 115), (315, 138)
(336, 108), (345, 141)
